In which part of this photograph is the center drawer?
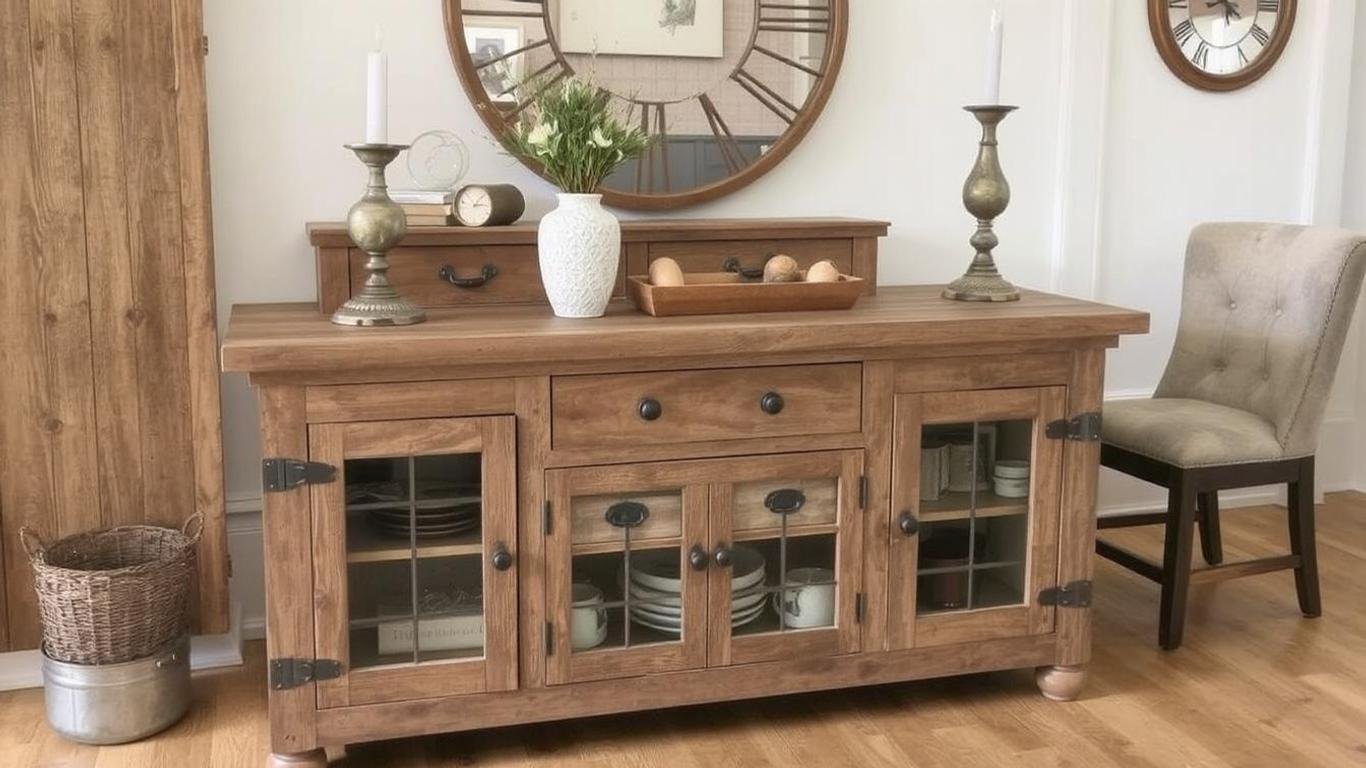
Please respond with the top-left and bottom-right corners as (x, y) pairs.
(551, 364), (863, 450)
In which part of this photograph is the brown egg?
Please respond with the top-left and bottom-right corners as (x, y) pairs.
(805, 260), (841, 283)
(649, 257), (685, 287)
(763, 254), (801, 283)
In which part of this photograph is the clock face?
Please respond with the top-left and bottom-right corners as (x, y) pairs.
(1153, 0), (1295, 89)
(456, 187), (492, 227)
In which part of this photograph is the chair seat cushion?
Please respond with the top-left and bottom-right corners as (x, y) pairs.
(1102, 398), (1291, 469)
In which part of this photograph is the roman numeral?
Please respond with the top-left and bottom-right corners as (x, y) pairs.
(1250, 24), (1271, 45)
(1173, 20), (1196, 46)
(1238, 45), (1250, 65)
(1193, 41), (1209, 69)
(1257, 0), (1279, 11)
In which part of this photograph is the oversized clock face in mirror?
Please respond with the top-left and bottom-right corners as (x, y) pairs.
(1150, 0), (1296, 91)
(445, 1), (848, 210)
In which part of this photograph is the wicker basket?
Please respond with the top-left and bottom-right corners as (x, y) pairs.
(21, 516), (203, 665)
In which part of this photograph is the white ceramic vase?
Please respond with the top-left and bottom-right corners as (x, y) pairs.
(537, 193), (621, 318)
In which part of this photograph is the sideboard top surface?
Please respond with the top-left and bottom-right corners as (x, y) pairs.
(306, 217), (892, 248)
(222, 286), (1148, 376)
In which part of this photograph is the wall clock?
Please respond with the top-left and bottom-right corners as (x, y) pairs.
(1149, 0), (1297, 91)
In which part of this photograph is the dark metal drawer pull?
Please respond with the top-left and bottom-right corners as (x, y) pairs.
(606, 501), (650, 528)
(689, 545), (710, 571)
(722, 255), (773, 280)
(759, 391), (784, 415)
(765, 488), (807, 515)
(638, 397), (663, 421)
(438, 263), (498, 289)
(491, 544), (514, 571)
(898, 511), (919, 537)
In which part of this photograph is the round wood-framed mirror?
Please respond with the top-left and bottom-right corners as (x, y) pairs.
(443, 1), (848, 210)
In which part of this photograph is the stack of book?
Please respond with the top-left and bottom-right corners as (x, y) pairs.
(390, 189), (455, 227)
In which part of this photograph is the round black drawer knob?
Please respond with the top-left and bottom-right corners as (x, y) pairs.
(638, 398), (663, 421)
(898, 511), (919, 537)
(714, 546), (734, 568)
(760, 392), (784, 415)
(491, 547), (514, 571)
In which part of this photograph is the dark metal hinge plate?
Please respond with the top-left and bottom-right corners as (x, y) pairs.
(1046, 412), (1103, 442)
(269, 658), (342, 690)
(545, 621), (554, 656)
(262, 458), (336, 492)
(1039, 580), (1093, 608)
(542, 500), (553, 536)
(855, 592), (866, 623)
(858, 476), (868, 510)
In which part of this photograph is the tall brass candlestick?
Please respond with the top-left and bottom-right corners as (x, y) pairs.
(331, 142), (427, 327)
(943, 105), (1020, 303)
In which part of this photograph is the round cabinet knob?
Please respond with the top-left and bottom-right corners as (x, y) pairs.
(638, 397), (663, 422)
(689, 546), (710, 571)
(491, 546), (514, 571)
(714, 546), (734, 568)
(898, 511), (919, 537)
(759, 392), (784, 415)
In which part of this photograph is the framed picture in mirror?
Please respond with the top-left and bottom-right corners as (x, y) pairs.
(443, 0), (848, 210)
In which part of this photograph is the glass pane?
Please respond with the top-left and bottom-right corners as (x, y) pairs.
(731, 530), (836, 637)
(569, 488), (685, 654)
(344, 452), (484, 670)
(916, 418), (1032, 615)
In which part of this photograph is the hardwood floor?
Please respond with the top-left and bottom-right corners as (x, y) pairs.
(5, 492), (1365, 767)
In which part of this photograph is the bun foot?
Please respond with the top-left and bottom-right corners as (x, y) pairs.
(268, 748), (328, 767)
(1035, 664), (1087, 702)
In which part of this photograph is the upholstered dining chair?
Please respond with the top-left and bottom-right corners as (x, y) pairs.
(1097, 223), (1366, 650)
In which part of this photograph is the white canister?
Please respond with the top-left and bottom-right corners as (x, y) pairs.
(774, 568), (836, 629)
(993, 460), (1030, 498)
(570, 583), (608, 650)
(537, 193), (621, 319)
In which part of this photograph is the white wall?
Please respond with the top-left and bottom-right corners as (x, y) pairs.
(1343, 0), (1366, 492)
(202, 1), (1366, 637)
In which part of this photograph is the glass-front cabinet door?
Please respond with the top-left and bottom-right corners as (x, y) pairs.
(309, 416), (516, 708)
(544, 463), (709, 685)
(888, 388), (1066, 649)
(708, 451), (863, 667)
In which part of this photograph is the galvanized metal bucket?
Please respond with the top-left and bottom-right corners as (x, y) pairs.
(42, 634), (191, 744)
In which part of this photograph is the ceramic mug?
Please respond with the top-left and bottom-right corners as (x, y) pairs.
(773, 568), (836, 629)
(570, 583), (608, 650)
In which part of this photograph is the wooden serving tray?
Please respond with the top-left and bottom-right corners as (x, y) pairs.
(628, 273), (866, 317)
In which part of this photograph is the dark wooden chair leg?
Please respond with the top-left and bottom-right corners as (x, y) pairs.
(1287, 456), (1321, 618)
(1196, 490), (1223, 566)
(1158, 472), (1199, 650)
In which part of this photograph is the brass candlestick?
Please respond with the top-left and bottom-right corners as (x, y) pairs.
(944, 105), (1020, 303)
(331, 143), (426, 327)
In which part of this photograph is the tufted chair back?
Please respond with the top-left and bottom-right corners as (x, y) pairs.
(1155, 223), (1366, 458)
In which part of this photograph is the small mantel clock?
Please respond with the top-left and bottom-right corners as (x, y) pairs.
(1149, 0), (1297, 91)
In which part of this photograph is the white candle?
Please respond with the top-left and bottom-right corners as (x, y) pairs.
(984, 10), (1004, 105)
(365, 30), (388, 144)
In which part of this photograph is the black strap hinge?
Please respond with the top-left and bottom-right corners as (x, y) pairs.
(855, 592), (865, 623)
(1039, 580), (1093, 608)
(269, 658), (342, 690)
(1046, 412), (1102, 442)
(262, 458), (336, 492)
(858, 476), (868, 510)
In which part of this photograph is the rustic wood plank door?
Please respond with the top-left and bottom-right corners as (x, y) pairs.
(310, 417), (518, 707)
(0, 0), (224, 649)
(887, 387), (1066, 649)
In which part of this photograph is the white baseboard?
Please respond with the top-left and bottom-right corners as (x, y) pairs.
(0, 602), (244, 692)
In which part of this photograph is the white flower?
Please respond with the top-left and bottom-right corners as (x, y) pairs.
(590, 127), (613, 148)
(527, 121), (556, 146)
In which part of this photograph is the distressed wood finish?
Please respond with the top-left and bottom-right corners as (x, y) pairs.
(309, 218), (890, 315)
(0, 0), (225, 650)
(225, 286), (1145, 760)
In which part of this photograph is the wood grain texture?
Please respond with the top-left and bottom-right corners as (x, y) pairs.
(314, 246), (349, 315)
(514, 377), (550, 690)
(1057, 347), (1106, 667)
(551, 364), (862, 449)
(9, 497), (1366, 766)
(860, 361), (893, 652)
(0, 0), (225, 648)
(304, 378), (515, 423)
(222, 287), (1149, 376)
(628, 274), (866, 317)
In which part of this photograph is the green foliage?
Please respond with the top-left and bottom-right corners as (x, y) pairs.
(506, 77), (651, 194)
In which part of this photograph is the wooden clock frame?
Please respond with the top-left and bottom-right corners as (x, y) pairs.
(1148, 0), (1298, 92)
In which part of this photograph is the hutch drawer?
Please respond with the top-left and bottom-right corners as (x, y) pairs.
(550, 363), (863, 450)
(353, 244), (624, 309)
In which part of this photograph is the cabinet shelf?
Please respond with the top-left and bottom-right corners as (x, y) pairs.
(346, 524), (484, 564)
(733, 522), (838, 543)
(920, 491), (1027, 523)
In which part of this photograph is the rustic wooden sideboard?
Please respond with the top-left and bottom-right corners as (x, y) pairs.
(222, 288), (1147, 766)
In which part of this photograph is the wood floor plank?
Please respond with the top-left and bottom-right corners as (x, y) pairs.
(3, 493), (1366, 767)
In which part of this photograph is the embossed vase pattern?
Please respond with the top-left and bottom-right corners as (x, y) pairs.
(538, 194), (621, 318)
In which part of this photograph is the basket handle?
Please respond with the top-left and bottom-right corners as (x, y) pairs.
(19, 527), (46, 561)
(181, 513), (205, 544)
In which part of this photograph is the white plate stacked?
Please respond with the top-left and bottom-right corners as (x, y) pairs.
(349, 480), (482, 540)
(625, 546), (767, 636)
